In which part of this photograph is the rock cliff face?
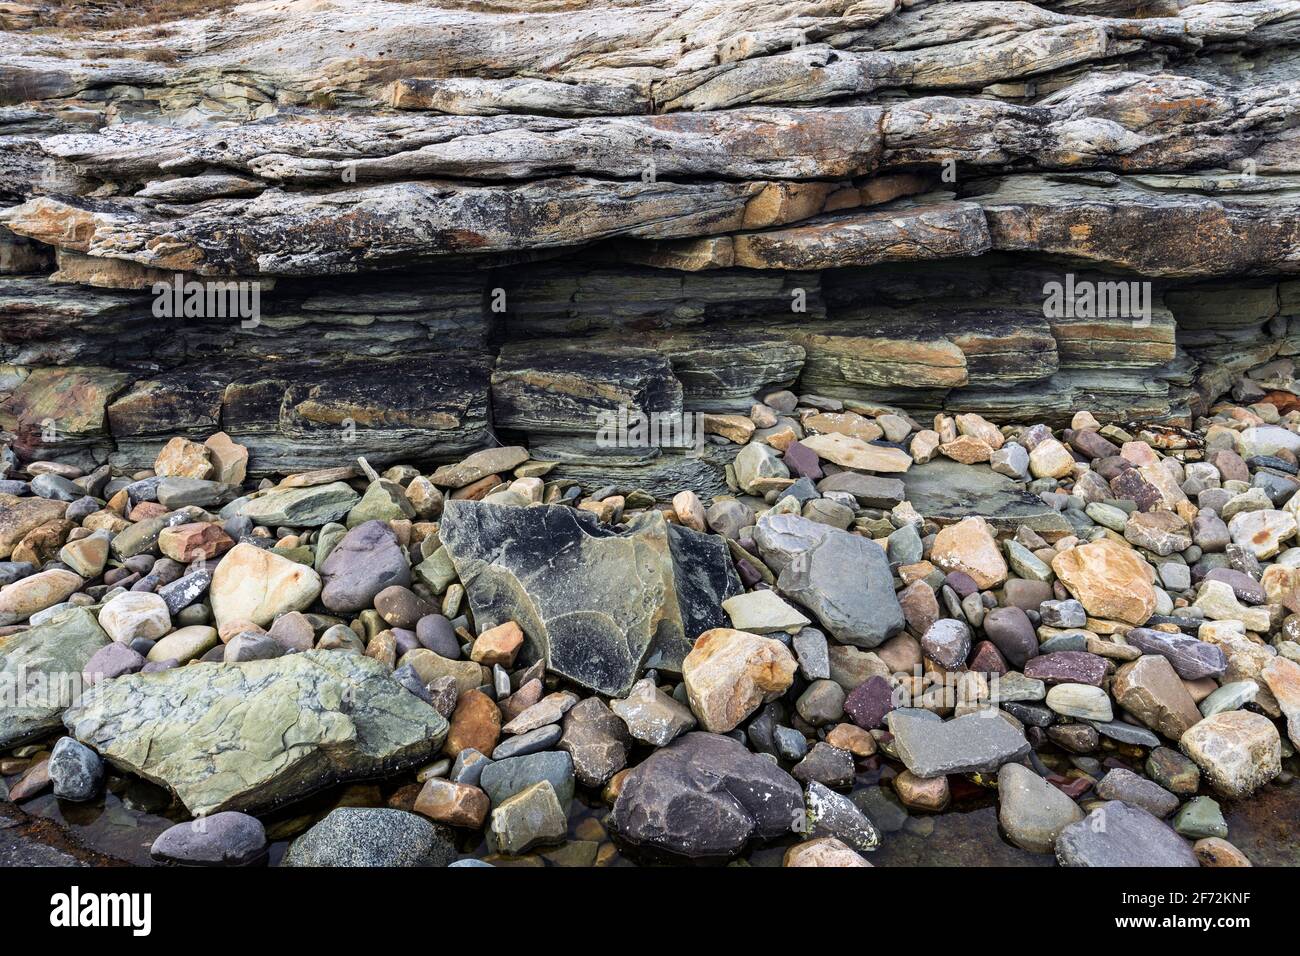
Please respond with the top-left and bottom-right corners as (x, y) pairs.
(1, 0), (1298, 487)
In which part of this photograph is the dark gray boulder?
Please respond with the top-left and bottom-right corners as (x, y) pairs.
(439, 500), (694, 695)
(611, 732), (802, 859)
(48, 737), (104, 801)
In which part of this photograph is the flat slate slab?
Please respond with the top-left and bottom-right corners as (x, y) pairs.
(0, 607), (110, 748)
(64, 651), (446, 816)
(901, 459), (1072, 535)
(1055, 801), (1198, 867)
(887, 711), (1031, 777)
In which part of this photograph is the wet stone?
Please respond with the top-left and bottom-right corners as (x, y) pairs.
(1055, 801), (1197, 867)
(47, 737), (103, 802)
(611, 732), (802, 859)
(1146, 746), (1201, 795)
(479, 750), (575, 810)
(1094, 767), (1179, 818)
(792, 741), (855, 788)
(887, 711), (1030, 777)
(282, 808), (455, 867)
(1173, 796), (1228, 840)
(150, 812), (267, 866)
(997, 762), (1084, 854)
(806, 780), (881, 852)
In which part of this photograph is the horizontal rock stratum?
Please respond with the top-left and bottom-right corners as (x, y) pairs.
(1, 0), (1298, 490)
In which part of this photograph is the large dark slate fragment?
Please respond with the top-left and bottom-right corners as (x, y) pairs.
(651, 523), (744, 672)
(610, 732), (802, 860)
(438, 500), (683, 695)
(902, 459), (1072, 534)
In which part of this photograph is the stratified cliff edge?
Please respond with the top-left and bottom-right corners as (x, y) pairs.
(1, 0), (1298, 488)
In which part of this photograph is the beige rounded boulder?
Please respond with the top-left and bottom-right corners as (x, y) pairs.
(99, 591), (171, 644)
(682, 627), (797, 733)
(930, 516), (1007, 590)
(209, 542), (323, 630)
(1050, 538), (1156, 625)
(784, 837), (871, 867)
(0, 568), (83, 626)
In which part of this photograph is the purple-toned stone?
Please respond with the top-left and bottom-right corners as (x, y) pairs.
(151, 812), (268, 866)
(844, 675), (895, 729)
(1202, 568), (1266, 604)
(391, 627), (420, 656)
(982, 605), (1038, 669)
(415, 613), (460, 658)
(1023, 651), (1107, 686)
(970, 640), (1008, 675)
(1108, 469), (1162, 511)
(944, 571), (980, 598)
(783, 441), (823, 481)
(1069, 430), (1121, 461)
(735, 558), (763, 589)
(1122, 627), (1227, 680)
(141, 658), (180, 673)
(1093, 456), (1133, 482)
(81, 642), (146, 686)
(920, 618), (971, 670)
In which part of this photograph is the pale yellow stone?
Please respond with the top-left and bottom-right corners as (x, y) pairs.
(800, 432), (912, 473)
(1028, 438), (1075, 479)
(153, 436), (213, 479)
(682, 627), (797, 732)
(930, 516), (1007, 589)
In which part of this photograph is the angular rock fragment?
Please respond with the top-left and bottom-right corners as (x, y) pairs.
(887, 712), (1030, 777)
(440, 500), (715, 694)
(1055, 802), (1197, 867)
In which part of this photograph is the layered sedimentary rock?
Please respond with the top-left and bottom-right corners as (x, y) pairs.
(0, 0), (1297, 487)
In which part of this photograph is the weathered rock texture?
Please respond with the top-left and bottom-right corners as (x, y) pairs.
(2, 0), (1299, 485)
(63, 650), (447, 816)
(439, 499), (739, 694)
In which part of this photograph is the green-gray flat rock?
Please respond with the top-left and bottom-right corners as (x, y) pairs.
(64, 650), (446, 816)
(1199, 680), (1258, 717)
(238, 482), (361, 527)
(887, 711), (1031, 777)
(0, 607), (110, 748)
(901, 460), (1072, 535)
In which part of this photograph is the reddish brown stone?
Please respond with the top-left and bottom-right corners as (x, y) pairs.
(844, 675), (895, 729)
(443, 688), (501, 758)
(970, 640), (1008, 675)
(470, 620), (525, 667)
(158, 522), (234, 562)
(1024, 651), (1108, 686)
(413, 777), (490, 828)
